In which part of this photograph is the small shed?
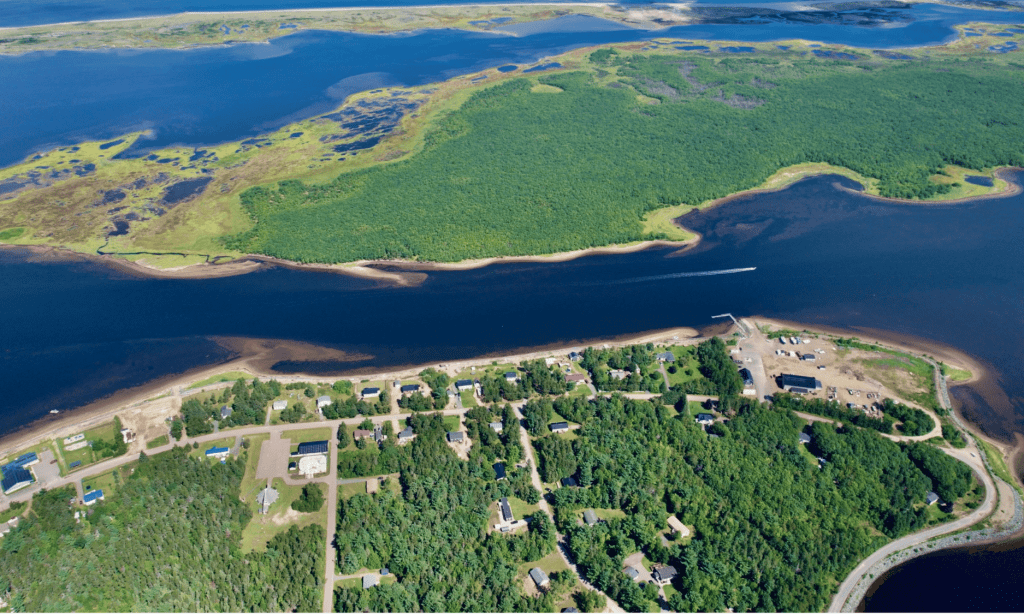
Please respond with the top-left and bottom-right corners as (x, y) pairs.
(583, 509), (598, 526)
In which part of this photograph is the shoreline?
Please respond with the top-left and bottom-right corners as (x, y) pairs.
(4, 164), (1017, 283)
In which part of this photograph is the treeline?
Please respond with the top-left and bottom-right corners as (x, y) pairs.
(582, 344), (666, 393)
(0, 448), (323, 611)
(181, 378), (281, 436)
(772, 392), (896, 433)
(227, 53), (1024, 264)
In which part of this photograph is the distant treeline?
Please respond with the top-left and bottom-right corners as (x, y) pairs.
(227, 51), (1024, 263)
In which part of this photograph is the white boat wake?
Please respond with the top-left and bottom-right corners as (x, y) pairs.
(593, 266), (757, 285)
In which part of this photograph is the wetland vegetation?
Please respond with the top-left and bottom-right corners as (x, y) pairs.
(3, 32), (1024, 266)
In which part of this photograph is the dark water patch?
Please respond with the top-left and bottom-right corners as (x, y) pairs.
(523, 62), (562, 73)
(333, 136), (382, 153)
(106, 206), (126, 214)
(102, 190), (126, 204)
(992, 32), (1014, 37)
(471, 75), (488, 82)
(279, 23), (297, 29)
(107, 220), (130, 236)
(98, 138), (125, 150)
(240, 137), (272, 147)
(155, 158), (175, 164)
(0, 178), (30, 196)
(990, 41), (1018, 52)
(965, 175), (994, 187)
(776, 45), (790, 50)
(289, 132), (303, 138)
(220, 25), (230, 35)
(678, 45), (710, 51)
(498, 64), (518, 72)
(69, 159), (80, 163)
(812, 49), (859, 60)
(145, 154), (159, 161)
(720, 46), (755, 53)
(873, 50), (915, 60)
(189, 149), (210, 161)
(1008, 28), (1024, 34)
(160, 176), (213, 205)
(808, 43), (821, 48)
(74, 163), (95, 176)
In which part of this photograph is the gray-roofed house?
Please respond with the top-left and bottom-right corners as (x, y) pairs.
(609, 369), (628, 380)
(549, 422), (570, 433)
(561, 476), (578, 488)
(695, 413), (715, 426)
(316, 395), (332, 411)
(397, 426), (415, 444)
(447, 431), (465, 443)
(400, 384), (421, 395)
(257, 485), (279, 514)
(455, 379), (474, 392)
(361, 387), (381, 399)
(656, 351), (675, 363)
(926, 491), (940, 506)
(362, 574), (379, 589)
(504, 372), (518, 383)
(489, 421), (503, 433)
(494, 462), (506, 480)
(624, 566), (640, 581)
(499, 497), (514, 523)
(529, 567), (550, 588)
(568, 351), (581, 362)
(373, 426), (386, 444)
(583, 509), (598, 526)
(651, 565), (677, 585)
(272, 400), (287, 411)
(220, 405), (233, 420)
(799, 432), (812, 444)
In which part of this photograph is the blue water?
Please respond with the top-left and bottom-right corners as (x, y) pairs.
(3, 4), (1023, 167)
(522, 62), (561, 73)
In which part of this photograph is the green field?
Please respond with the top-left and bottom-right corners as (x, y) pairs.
(146, 434), (170, 449)
(239, 477), (327, 553)
(283, 427), (332, 444)
(186, 371), (251, 390)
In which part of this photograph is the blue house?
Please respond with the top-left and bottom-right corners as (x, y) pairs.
(83, 489), (105, 505)
(1, 466), (33, 494)
(205, 446), (230, 459)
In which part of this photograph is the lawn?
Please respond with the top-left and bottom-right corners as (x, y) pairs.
(186, 371), (250, 390)
(442, 415), (461, 432)
(684, 400), (704, 419)
(508, 496), (541, 521)
(460, 390), (478, 408)
(83, 469), (121, 499)
(568, 383), (591, 398)
(146, 434), (169, 449)
(856, 354), (938, 409)
(977, 438), (1021, 493)
(0, 501), (28, 525)
(340, 481), (368, 500)
(519, 548), (570, 579)
(239, 477), (327, 553)
(239, 433), (270, 505)
(282, 426), (332, 443)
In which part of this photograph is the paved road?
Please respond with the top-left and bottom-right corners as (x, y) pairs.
(322, 438), (338, 613)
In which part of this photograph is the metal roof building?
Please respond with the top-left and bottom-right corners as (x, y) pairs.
(1, 466), (33, 494)
(83, 489), (105, 505)
(297, 440), (329, 455)
(779, 373), (822, 391)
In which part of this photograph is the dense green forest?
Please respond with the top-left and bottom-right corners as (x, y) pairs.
(543, 394), (971, 612)
(227, 50), (1024, 263)
(333, 413), (560, 612)
(0, 448), (323, 611)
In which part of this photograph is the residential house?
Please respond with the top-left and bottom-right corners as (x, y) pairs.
(499, 497), (514, 523)
(361, 387), (381, 400)
(739, 367), (756, 396)
(455, 379), (474, 392)
(362, 574), (379, 589)
(400, 384), (421, 395)
(397, 426), (416, 444)
(257, 486), (279, 514)
(353, 429), (374, 441)
(926, 491), (940, 506)
(83, 489), (105, 506)
(316, 395), (332, 412)
(489, 421), (503, 434)
(656, 351), (675, 363)
(504, 372), (518, 383)
(120, 428), (136, 443)
(568, 352), (581, 362)
(583, 509), (598, 526)
(272, 400), (287, 411)
(529, 567), (550, 588)
(205, 446), (230, 460)
(695, 413), (715, 426)
(667, 515), (690, 538)
(447, 431), (465, 443)
(624, 566), (640, 581)
(565, 373), (587, 384)
(373, 426), (386, 445)
(220, 405), (233, 420)
(609, 369), (628, 381)
(494, 462), (506, 480)
(651, 565), (677, 585)
(1, 466), (33, 495)
(799, 432), (812, 444)
(549, 422), (570, 433)
(561, 476), (578, 488)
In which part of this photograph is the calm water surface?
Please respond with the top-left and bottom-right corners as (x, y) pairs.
(3, 4), (1024, 166)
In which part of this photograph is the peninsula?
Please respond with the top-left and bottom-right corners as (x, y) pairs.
(1, 26), (1023, 274)
(0, 318), (1018, 613)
